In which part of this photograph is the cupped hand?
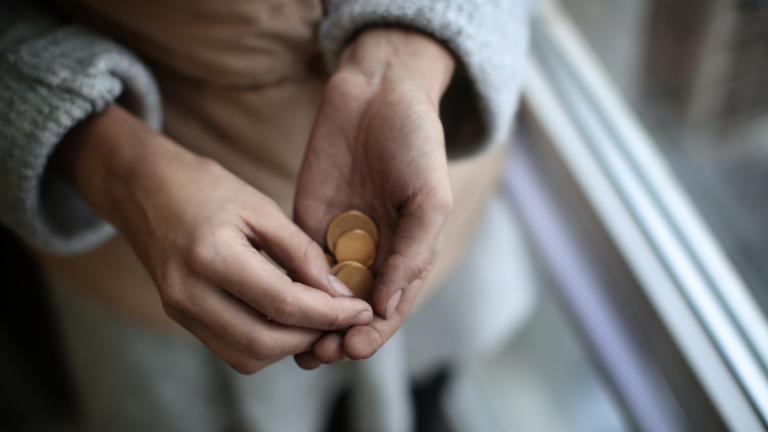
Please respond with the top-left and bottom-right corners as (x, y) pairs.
(293, 29), (456, 366)
(56, 105), (373, 374)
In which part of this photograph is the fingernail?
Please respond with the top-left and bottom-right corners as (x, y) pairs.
(386, 290), (402, 319)
(339, 354), (350, 363)
(351, 311), (372, 326)
(328, 274), (354, 296)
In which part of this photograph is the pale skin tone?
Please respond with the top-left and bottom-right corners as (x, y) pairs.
(52, 28), (455, 373)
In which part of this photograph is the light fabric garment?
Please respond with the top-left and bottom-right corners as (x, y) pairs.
(49, 195), (537, 432)
(0, 0), (538, 254)
(0, 0), (540, 429)
(33, 0), (519, 328)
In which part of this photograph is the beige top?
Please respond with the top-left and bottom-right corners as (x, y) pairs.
(36, 0), (505, 333)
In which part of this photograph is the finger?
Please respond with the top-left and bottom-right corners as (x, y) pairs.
(313, 332), (347, 364)
(172, 281), (326, 360)
(294, 351), (323, 370)
(343, 278), (422, 359)
(371, 196), (450, 318)
(184, 320), (277, 375)
(244, 201), (338, 296)
(192, 233), (373, 331)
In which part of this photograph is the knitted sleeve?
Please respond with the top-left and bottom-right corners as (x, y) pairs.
(320, 0), (540, 158)
(0, 1), (162, 254)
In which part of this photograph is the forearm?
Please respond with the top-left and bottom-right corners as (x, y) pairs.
(0, 0), (162, 254)
(49, 104), (198, 238)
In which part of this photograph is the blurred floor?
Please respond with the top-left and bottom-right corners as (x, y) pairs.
(444, 262), (630, 432)
(0, 226), (80, 432)
(2, 215), (629, 432)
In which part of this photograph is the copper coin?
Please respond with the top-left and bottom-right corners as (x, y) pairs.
(332, 261), (374, 300)
(325, 253), (337, 267)
(326, 210), (378, 254)
(334, 229), (376, 267)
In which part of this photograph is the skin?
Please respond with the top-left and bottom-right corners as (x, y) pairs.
(294, 28), (455, 367)
(51, 28), (455, 373)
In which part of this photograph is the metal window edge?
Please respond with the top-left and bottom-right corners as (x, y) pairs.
(535, 0), (768, 371)
(506, 120), (686, 432)
(523, 2), (768, 429)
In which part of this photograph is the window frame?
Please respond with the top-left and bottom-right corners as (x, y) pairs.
(518, 2), (768, 430)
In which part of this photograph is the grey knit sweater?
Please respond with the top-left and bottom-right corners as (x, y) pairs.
(0, 0), (538, 255)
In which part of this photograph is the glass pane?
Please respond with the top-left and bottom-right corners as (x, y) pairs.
(452, 266), (631, 432)
(559, 0), (768, 312)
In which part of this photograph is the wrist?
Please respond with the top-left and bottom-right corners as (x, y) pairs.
(337, 28), (455, 106)
(51, 105), (191, 232)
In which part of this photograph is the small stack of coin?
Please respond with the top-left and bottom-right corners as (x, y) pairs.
(326, 210), (378, 300)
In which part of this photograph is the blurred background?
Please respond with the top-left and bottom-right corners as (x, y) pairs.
(4, 0), (768, 431)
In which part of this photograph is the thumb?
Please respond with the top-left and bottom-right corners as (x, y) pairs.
(371, 195), (451, 318)
(246, 202), (347, 297)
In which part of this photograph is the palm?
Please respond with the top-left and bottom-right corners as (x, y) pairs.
(297, 72), (447, 269)
(294, 71), (452, 359)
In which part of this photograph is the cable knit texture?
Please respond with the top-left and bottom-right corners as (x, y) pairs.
(321, 0), (539, 158)
(1, 0), (537, 255)
(0, 3), (162, 255)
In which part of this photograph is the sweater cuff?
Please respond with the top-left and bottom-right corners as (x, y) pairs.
(320, 0), (539, 158)
(0, 25), (162, 255)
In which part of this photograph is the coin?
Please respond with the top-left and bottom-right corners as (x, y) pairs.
(334, 229), (376, 267)
(332, 261), (374, 300)
(326, 210), (378, 254)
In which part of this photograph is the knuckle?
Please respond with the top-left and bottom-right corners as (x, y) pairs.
(301, 238), (328, 274)
(303, 238), (325, 263)
(161, 299), (182, 320)
(413, 258), (432, 279)
(416, 255), (432, 274)
(196, 156), (223, 172)
(228, 358), (261, 375)
(254, 196), (283, 217)
(242, 337), (265, 360)
(160, 285), (191, 313)
(161, 303), (183, 324)
(433, 189), (453, 215)
(393, 251), (431, 279)
(270, 293), (302, 324)
(155, 266), (180, 295)
(184, 238), (218, 274)
(328, 308), (348, 330)
(242, 335), (276, 361)
(413, 188), (452, 222)
(347, 329), (383, 360)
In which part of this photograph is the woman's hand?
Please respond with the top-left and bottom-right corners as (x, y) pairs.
(53, 105), (373, 374)
(294, 28), (456, 366)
